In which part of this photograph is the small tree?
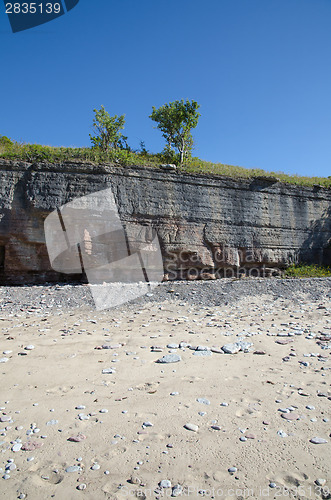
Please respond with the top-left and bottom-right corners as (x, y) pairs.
(149, 99), (200, 165)
(89, 105), (127, 151)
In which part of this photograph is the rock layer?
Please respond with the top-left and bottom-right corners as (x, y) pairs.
(0, 160), (330, 284)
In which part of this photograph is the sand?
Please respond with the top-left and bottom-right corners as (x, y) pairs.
(0, 281), (330, 499)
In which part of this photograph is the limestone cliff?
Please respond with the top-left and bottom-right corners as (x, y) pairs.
(0, 160), (330, 284)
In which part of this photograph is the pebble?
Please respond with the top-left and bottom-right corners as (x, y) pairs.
(75, 405), (85, 410)
(315, 479), (326, 486)
(228, 467), (237, 473)
(46, 419), (58, 426)
(77, 483), (87, 490)
(220, 402), (228, 407)
(269, 482), (277, 488)
(5, 463), (16, 471)
(25, 345), (35, 350)
(172, 484), (183, 496)
(65, 465), (81, 473)
(100, 409), (108, 413)
(310, 437), (328, 444)
(2, 474), (10, 479)
(156, 354), (181, 363)
(196, 398), (210, 405)
(184, 423), (199, 432)
(91, 463), (100, 470)
(12, 443), (22, 452)
(193, 350), (212, 356)
(102, 368), (116, 374)
(21, 441), (43, 451)
(222, 343), (241, 354)
(143, 421), (153, 427)
(159, 479), (171, 488)
(277, 430), (288, 438)
(281, 413), (300, 421)
(211, 425), (221, 431)
(0, 416), (11, 422)
(0, 358), (9, 363)
(68, 433), (86, 442)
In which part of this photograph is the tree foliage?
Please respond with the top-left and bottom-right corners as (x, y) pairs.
(89, 106), (127, 151)
(149, 99), (200, 165)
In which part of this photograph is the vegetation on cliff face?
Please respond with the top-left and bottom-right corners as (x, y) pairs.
(285, 264), (331, 278)
(0, 134), (330, 188)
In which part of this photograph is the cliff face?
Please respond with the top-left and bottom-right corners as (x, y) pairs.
(0, 160), (330, 284)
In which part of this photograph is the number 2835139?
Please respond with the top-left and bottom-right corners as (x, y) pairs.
(5, 3), (61, 14)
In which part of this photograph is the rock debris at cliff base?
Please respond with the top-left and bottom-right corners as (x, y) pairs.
(0, 278), (330, 499)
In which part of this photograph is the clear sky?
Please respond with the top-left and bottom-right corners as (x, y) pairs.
(1, 0), (330, 178)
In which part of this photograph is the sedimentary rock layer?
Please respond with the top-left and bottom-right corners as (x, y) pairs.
(0, 160), (330, 284)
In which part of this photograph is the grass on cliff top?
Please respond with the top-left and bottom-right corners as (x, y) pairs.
(285, 264), (331, 278)
(1, 139), (331, 188)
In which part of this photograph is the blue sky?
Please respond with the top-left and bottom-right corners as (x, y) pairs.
(1, 0), (330, 177)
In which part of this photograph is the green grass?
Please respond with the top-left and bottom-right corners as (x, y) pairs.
(285, 264), (331, 278)
(1, 137), (331, 188)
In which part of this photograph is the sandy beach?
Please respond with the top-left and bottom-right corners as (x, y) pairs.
(0, 278), (330, 499)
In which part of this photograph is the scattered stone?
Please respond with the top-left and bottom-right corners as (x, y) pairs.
(159, 479), (171, 488)
(156, 354), (181, 363)
(310, 437), (328, 444)
(24, 345), (35, 350)
(281, 413), (300, 421)
(21, 441), (43, 451)
(46, 419), (58, 426)
(184, 423), (198, 432)
(196, 398), (210, 405)
(172, 484), (183, 497)
(193, 350), (212, 356)
(65, 465), (81, 473)
(0, 358), (9, 363)
(269, 482), (277, 488)
(68, 433), (86, 442)
(222, 343), (241, 354)
(102, 368), (116, 374)
(228, 467), (237, 473)
(0, 416), (11, 422)
(315, 479), (326, 487)
(11, 443), (22, 452)
(91, 463), (100, 470)
(77, 483), (87, 490)
(211, 425), (221, 430)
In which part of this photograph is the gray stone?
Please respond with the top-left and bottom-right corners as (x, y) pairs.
(222, 343), (241, 354)
(65, 465), (81, 473)
(310, 437), (328, 444)
(196, 398), (210, 405)
(193, 350), (212, 356)
(156, 354), (181, 363)
(46, 419), (58, 426)
(102, 368), (116, 374)
(11, 443), (22, 452)
(184, 423), (198, 432)
(172, 484), (183, 497)
(159, 479), (171, 488)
